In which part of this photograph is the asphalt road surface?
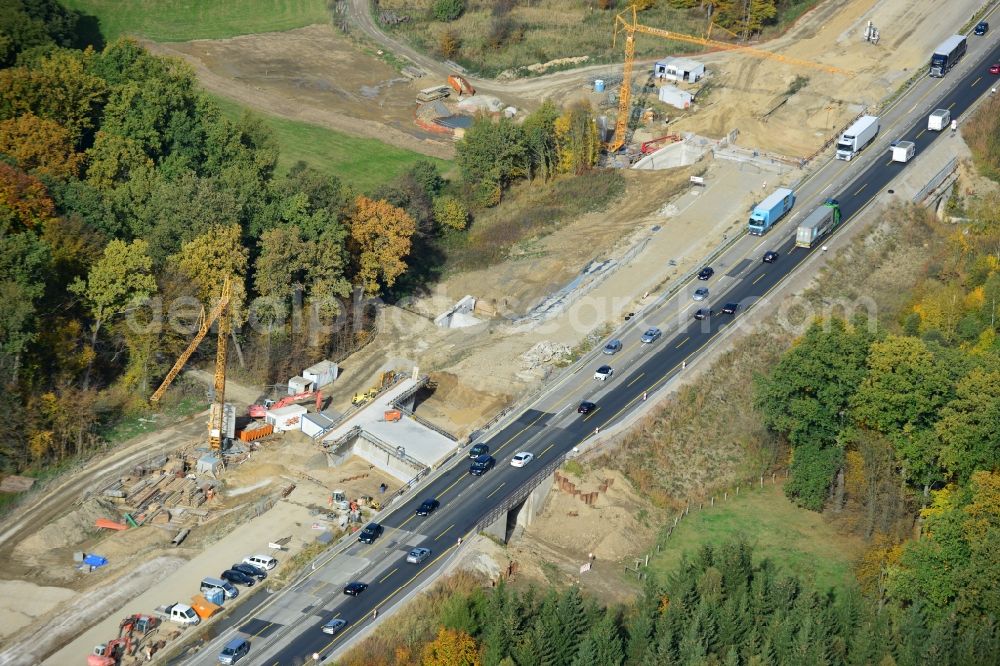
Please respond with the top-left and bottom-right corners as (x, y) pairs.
(185, 28), (1000, 666)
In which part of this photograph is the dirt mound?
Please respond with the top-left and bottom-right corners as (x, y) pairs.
(13, 498), (112, 564)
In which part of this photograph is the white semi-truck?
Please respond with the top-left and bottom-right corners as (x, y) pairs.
(836, 115), (879, 161)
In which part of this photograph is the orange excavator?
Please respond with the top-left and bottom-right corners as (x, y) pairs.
(248, 389), (322, 418)
(640, 134), (681, 154)
(87, 636), (131, 666)
(447, 74), (475, 97)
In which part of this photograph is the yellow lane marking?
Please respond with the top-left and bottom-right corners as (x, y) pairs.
(853, 183), (868, 196)
(752, 273), (766, 285)
(378, 568), (397, 584)
(486, 482), (506, 499)
(538, 443), (554, 458)
(675, 336), (689, 349)
(435, 524), (454, 541)
(626, 372), (645, 387)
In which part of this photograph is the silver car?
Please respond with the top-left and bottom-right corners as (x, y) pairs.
(603, 339), (622, 354)
(693, 287), (709, 301)
(322, 618), (347, 635)
(406, 547), (431, 564)
(640, 328), (661, 343)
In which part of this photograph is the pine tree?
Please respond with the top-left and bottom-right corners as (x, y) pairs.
(534, 590), (560, 666)
(626, 605), (655, 665)
(555, 586), (588, 664)
(590, 610), (625, 666)
(892, 601), (927, 666)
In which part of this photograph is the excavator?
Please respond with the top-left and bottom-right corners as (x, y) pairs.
(447, 74), (475, 97)
(87, 636), (131, 666)
(248, 389), (323, 418)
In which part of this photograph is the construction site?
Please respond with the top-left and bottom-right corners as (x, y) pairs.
(0, 0), (992, 662)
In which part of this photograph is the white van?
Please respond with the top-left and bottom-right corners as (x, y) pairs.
(242, 554), (277, 571)
(200, 576), (238, 599)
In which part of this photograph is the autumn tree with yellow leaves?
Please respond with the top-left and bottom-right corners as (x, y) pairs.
(348, 195), (416, 296)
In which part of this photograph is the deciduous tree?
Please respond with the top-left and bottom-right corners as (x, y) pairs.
(0, 113), (83, 179)
(348, 195), (416, 295)
(433, 195), (469, 231)
(421, 627), (480, 666)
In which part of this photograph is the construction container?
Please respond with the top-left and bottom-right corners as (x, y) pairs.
(287, 376), (312, 394)
(302, 360), (338, 388)
(238, 423), (274, 442)
(301, 412), (336, 438)
(198, 589), (224, 609)
(265, 404), (307, 432)
(594, 79), (605, 92)
(384, 410), (402, 422)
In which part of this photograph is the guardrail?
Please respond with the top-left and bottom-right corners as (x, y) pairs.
(913, 157), (958, 203)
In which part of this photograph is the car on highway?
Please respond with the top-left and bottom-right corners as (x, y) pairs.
(693, 308), (712, 320)
(343, 582), (368, 596)
(975, 20), (989, 35)
(722, 303), (739, 315)
(231, 563), (267, 581)
(697, 266), (714, 280)
(991, 63), (1000, 75)
(763, 251), (779, 263)
(693, 287), (709, 301)
(322, 618), (348, 635)
(640, 328), (661, 343)
(415, 498), (439, 516)
(511, 452), (534, 468)
(470, 454), (496, 476)
(406, 547), (432, 564)
(218, 637), (250, 665)
(593, 365), (614, 381)
(602, 339), (622, 354)
(357, 522), (384, 544)
(577, 401), (596, 414)
(469, 443), (489, 459)
(220, 569), (256, 587)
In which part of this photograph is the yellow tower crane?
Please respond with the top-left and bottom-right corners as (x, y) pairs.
(150, 276), (233, 451)
(609, 7), (849, 154)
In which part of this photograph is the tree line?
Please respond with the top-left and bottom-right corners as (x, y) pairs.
(342, 538), (1000, 666)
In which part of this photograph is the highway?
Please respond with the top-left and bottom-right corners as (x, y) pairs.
(186, 27), (1000, 666)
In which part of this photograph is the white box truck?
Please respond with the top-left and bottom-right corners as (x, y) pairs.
(890, 141), (915, 163)
(836, 115), (879, 161)
(927, 109), (950, 131)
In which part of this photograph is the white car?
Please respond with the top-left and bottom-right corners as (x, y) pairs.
(594, 365), (614, 381)
(510, 452), (534, 468)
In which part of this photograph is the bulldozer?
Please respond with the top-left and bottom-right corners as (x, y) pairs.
(352, 388), (378, 406)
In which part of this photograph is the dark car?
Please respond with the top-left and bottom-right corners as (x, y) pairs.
(343, 582), (368, 596)
(763, 251), (779, 263)
(577, 401), (596, 414)
(975, 21), (989, 35)
(697, 266), (714, 280)
(357, 522), (384, 544)
(218, 637), (250, 665)
(415, 498), (440, 516)
(602, 339), (622, 355)
(230, 563), (267, 581)
(722, 303), (739, 315)
(470, 454), (496, 476)
(469, 443), (489, 459)
(693, 308), (713, 320)
(220, 569), (255, 587)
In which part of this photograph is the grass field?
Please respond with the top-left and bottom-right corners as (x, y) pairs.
(648, 482), (863, 594)
(210, 96), (453, 192)
(62, 0), (330, 43)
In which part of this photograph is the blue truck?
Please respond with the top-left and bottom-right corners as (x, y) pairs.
(929, 35), (966, 77)
(748, 187), (795, 236)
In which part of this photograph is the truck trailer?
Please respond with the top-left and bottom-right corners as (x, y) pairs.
(747, 187), (795, 235)
(927, 108), (951, 131)
(836, 115), (879, 161)
(930, 35), (967, 77)
(795, 200), (842, 248)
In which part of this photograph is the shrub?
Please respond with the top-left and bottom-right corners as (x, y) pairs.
(438, 29), (461, 58)
(432, 0), (466, 22)
(434, 195), (469, 231)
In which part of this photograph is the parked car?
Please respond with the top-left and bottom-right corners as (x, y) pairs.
(975, 21), (989, 35)
(603, 339), (622, 354)
(357, 522), (384, 544)
(470, 454), (496, 476)
(593, 365), (614, 381)
(693, 287), (709, 301)
(693, 308), (712, 320)
(577, 401), (596, 414)
(511, 452), (534, 468)
(406, 547), (432, 564)
(697, 266), (715, 280)
(218, 638), (250, 665)
(763, 251), (779, 263)
(322, 618), (348, 635)
(722, 303), (739, 315)
(469, 443), (489, 459)
(242, 554), (277, 570)
(220, 569), (255, 587)
(415, 498), (439, 516)
(343, 582), (368, 596)
(230, 563), (267, 580)
(640, 328), (661, 343)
